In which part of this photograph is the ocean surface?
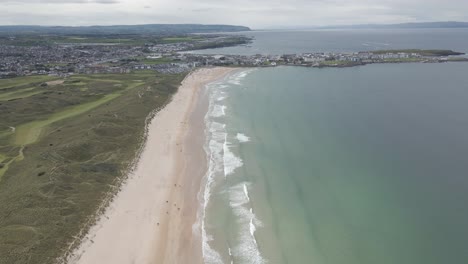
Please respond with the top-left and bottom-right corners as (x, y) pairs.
(192, 28), (468, 55)
(200, 62), (468, 264)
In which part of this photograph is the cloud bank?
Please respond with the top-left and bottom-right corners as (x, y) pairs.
(1, 0), (468, 28)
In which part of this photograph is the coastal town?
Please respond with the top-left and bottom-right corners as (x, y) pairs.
(1, 34), (467, 78)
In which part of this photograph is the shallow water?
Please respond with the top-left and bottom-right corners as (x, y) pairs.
(201, 63), (468, 264)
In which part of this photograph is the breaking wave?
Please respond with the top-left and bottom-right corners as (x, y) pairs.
(211, 105), (227, 117)
(200, 69), (265, 264)
(227, 69), (256, 85)
(236, 133), (251, 143)
(229, 182), (266, 264)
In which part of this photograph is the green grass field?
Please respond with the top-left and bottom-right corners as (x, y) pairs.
(138, 56), (175, 65)
(161, 36), (202, 43)
(371, 49), (465, 56)
(0, 87), (42, 101)
(0, 71), (187, 263)
(382, 58), (423, 63)
(0, 75), (58, 90)
(319, 60), (353, 66)
(14, 92), (123, 146)
(50, 36), (148, 46)
(0, 35), (151, 46)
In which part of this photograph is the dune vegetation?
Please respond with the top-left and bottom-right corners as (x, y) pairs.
(0, 71), (186, 263)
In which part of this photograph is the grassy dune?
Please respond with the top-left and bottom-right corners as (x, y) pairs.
(0, 71), (187, 263)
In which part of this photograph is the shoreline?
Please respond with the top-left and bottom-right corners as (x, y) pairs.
(67, 67), (237, 264)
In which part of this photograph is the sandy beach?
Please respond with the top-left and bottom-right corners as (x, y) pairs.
(68, 67), (236, 264)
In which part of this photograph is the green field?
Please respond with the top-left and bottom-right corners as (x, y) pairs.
(14, 92), (123, 146)
(52, 36), (148, 45)
(0, 35), (151, 46)
(319, 60), (355, 66)
(0, 75), (58, 90)
(161, 36), (202, 43)
(0, 87), (43, 101)
(0, 71), (186, 263)
(138, 56), (175, 65)
(371, 49), (465, 56)
(382, 58), (423, 63)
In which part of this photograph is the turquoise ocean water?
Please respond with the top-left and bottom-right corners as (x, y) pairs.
(200, 63), (468, 264)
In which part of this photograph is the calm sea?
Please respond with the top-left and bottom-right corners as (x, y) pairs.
(199, 29), (468, 264)
(193, 28), (468, 55)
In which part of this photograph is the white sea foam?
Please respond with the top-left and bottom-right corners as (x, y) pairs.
(236, 133), (250, 143)
(223, 134), (243, 177)
(200, 75), (245, 264)
(249, 208), (257, 244)
(200, 120), (226, 264)
(229, 182), (266, 264)
(227, 69), (256, 85)
(200, 81), (231, 264)
(228, 247), (234, 264)
(200, 71), (264, 264)
(243, 183), (250, 202)
(211, 105), (227, 117)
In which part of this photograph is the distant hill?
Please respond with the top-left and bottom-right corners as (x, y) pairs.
(0, 24), (251, 35)
(320, 21), (468, 29)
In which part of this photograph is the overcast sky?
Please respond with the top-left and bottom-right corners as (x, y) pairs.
(1, 0), (468, 28)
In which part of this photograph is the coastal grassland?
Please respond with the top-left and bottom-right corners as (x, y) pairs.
(0, 88), (43, 101)
(382, 58), (423, 63)
(371, 49), (465, 56)
(161, 36), (202, 43)
(0, 35), (148, 46)
(190, 36), (251, 50)
(137, 56), (176, 65)
(1, 34), (206, 46)
(319, 60), (357, 66)
(0, 71), (186, 264)
(0, 75), (59, 90)
(51, 36), (148, 46)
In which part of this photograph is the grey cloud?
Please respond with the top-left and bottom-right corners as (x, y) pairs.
(1, 0), (468, 28)
(2, 0), (119, 4)
(191, 8), (212, 12)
